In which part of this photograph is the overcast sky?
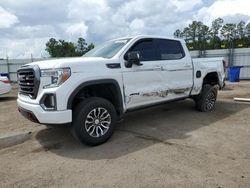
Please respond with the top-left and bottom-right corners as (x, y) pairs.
(0, 0), (250, 58)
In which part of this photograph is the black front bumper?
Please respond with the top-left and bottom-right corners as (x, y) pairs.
(18, 107), (40, 123)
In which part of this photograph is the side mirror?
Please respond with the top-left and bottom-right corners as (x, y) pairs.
(125, 52), (143, 68)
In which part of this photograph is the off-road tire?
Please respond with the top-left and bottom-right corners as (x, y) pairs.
(70, 97), (117, 146)
(195, 84), (218, 112)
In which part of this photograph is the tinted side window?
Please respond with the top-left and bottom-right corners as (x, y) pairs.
(129, 40), (159, 61)
(156, 39), (185, 60)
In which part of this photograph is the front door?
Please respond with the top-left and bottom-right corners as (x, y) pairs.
(121, 39), (167, 110)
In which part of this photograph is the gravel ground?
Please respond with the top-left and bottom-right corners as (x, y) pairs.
(0, 81), (250, 188)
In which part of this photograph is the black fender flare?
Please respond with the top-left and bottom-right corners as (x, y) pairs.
(202, 71), (222, 88)
(67, 79), (124, 115)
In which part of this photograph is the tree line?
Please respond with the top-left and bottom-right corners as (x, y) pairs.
(173, 18), (250, 51)
(45, 18), (250, 57)
(45, 37), (95, 57)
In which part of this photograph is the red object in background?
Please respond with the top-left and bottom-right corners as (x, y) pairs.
(0, 79), (10, 84)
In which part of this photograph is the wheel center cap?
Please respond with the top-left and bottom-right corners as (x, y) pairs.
(95, 119), (100, 125)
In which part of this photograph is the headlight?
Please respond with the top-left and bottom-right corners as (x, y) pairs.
(41, 68), (71, 88)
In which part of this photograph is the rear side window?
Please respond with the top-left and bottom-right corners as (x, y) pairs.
(156, 39), (185, 60)
(128, 39), (159, 61)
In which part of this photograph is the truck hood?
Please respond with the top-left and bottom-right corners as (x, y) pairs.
(27, 57), (110, 70)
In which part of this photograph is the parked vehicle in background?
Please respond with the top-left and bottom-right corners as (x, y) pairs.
(0, 76), (11, 95)
(17, 35), (225, 146)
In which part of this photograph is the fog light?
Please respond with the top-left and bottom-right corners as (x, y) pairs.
(40, 94), (57, 111)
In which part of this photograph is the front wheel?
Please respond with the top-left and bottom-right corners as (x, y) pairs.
(71, 97), (117, 146)
(195, 84), (218, 112)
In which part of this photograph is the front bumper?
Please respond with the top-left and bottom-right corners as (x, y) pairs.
(17, 98), (72, 124)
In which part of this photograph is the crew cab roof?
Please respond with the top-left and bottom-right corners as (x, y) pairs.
(113, 35), (184, 42)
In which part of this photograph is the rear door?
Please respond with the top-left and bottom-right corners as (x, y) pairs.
(155, 39), (193, 99)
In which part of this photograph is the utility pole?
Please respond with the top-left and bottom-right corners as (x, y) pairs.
(225, 31), (235, 67)
(228, 36), (235, 66)
(6, 55), (9, 76)
(31, 53), (33, 62)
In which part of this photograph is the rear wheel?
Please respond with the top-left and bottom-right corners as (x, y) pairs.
(71, 97), (117, 146)
(195, 84), (218, 112)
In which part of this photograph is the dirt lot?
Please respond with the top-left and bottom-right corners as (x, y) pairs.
(0, 82), (250, 188)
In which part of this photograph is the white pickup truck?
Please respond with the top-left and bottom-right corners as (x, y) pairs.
(17, 35), (225, 145)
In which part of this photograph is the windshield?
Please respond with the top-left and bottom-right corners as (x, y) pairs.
(84, 38), (131, 58)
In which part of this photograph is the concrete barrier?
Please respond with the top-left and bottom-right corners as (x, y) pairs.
(0, 132), (32, 150)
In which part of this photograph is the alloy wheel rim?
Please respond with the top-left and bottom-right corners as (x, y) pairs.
(85, 107), (111, 138)
(205, 91), (216, 111)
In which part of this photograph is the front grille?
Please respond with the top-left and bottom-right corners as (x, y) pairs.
(17, 65), (40, 99)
